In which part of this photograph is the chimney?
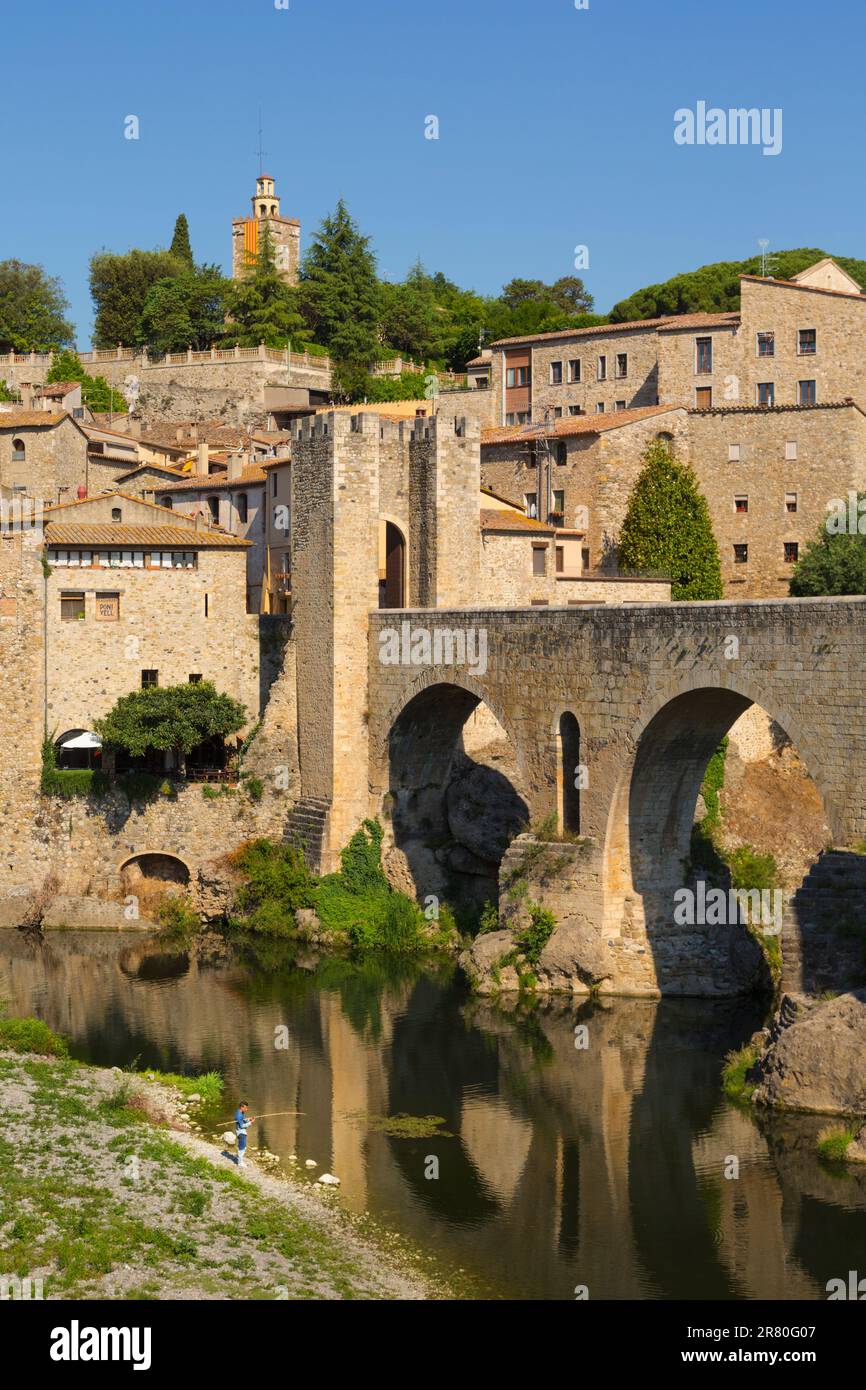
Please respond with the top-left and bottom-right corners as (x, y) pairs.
(196, 441), (209, 476)
(194, 510), (203, 531)
(175, 427), (184, 443)
(127, 415), (142, 438)
(228, 449), (243, 481)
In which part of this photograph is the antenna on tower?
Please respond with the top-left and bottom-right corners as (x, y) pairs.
(256, 109), (267, 175)
(757, 238), (777, 278)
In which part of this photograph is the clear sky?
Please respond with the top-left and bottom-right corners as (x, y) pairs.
(3, 0), (863, 344)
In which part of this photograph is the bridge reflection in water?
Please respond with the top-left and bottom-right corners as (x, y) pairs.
(1, 929), (864, 1300)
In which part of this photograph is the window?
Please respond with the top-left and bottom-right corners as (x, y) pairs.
(555, 545), (564, 573)
(568, 405), (582, 416)
(515, 411), (530, 424)
(550, 360), (563, 385)
(615, 400), (626, 411)
(555, 441), (567, 466)
(581, 547), (590, 570)
(757, 331), (775, 357)
(524, 492), (538, 518)
(526, 443), (537, 469)
(785, 441), (797, 460)
(111, 507), (122, 522)
(204, 593), (210, 618)
(615, 353), (628, 379)
(141, 669), (158, 688)
(94, 593), (119, 621)
(60, 592), (85, 621)
(757, 382), (775, 406)
(798, 328), (816, 355)
(553, 406), (562, 419)
(207, 496), (219, 522)
(597, 356), (607, 381)
(595, 402), (605, 413)
(695, 387), (712, 409)
(237, 492), (248, 524)
(551, 489), (565, 516)
(695, 337), (712, 374)
(785, 492), (798, 513)
(568, 359), (581, 383)
(272, 473), (278, 496)
(11, 438), (25, 462)
(532, 545), (547, 576)
(784, 542), (799, 563)
(733, 543), (748, 564)
(505, 413), (515, 426)
(734, 495), (749, 513)
(728, 443), (740, 461)
(799, 379), (816, 406)
(189, 673), (202, 683)
(159, 496), (172, 510)
(506, 365), (529, 387)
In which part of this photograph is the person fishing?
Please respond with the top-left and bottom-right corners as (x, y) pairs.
(235, 1101), (255, 1169)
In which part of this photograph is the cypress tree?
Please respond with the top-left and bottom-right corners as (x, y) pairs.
(617, 438), (723, 600)
(169, 213), (194, 267)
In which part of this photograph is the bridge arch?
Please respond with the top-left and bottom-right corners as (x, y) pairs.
(601, 675), (835, 984)
(118, 851), (192, 889)
(380, 678), (529, 912)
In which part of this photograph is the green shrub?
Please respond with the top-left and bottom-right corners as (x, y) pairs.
(728, 845), (778, 893)
(817, 1125), (856, 1163)
(157, 896), (201, 937)
(722, 1043), (759, 1102)
(0, 1016), (68, 1057)
(477, 901), (500, 935)
(349, 893), (424, 952)
(515, 902), (556, 965)
(244, 776), (264, 802)
(231, 838), (316, 935)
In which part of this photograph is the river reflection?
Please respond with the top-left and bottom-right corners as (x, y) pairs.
(1, 928), (865, 1300)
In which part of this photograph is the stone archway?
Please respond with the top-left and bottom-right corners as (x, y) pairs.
(601, 683), (835, 995)
(382, 681), (529, 913)
(119, 852), (192, 915)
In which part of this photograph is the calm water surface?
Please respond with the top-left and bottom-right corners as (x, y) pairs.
(2, 928), (865, 1300)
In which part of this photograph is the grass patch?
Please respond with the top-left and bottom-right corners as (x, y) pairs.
(722, 1043), (760, 1102)
(817, 1124), (857, 1163)
(350, 1112), (453, 1139)
(0, 1016), (69, 1057)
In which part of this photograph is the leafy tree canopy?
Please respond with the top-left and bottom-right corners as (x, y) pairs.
(618, 438), (723, 600)
(46, 348), (128, 413)
(609, 248), (866, 322)
(89, 248), (186, 348)
(0, 259), (74, 353)
(139, 268), (230, 354)
(298, 199), (380, 392)
(94, 680), (247, 758)
(789, 499), (866, 596)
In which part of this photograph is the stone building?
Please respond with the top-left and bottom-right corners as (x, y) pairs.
(0, 410), (90, 504)
(231, 172), (300, 285)
(43, 504), (257, 746)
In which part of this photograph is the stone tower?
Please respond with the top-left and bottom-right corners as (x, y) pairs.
(231, 172), (300, 285)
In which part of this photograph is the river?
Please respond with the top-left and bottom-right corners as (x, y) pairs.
(1, 928), (865, 1300)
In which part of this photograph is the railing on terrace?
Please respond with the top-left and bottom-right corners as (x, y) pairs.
(0, 344), (332, 372)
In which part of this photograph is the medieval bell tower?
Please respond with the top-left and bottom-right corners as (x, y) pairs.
(231, 171), (300, 285)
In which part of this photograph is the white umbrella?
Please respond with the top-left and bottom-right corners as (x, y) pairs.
(58, 732), (102, 750)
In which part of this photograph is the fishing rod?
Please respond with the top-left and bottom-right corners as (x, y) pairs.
(217, 1109), (305, 1123)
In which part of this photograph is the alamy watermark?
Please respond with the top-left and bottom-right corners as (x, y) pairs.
(378, 621), (488, 677)
(674, 102), (782, 157)
(674, 879), (783, 934)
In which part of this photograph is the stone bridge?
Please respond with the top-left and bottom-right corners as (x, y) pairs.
(360, 598), (866, 997)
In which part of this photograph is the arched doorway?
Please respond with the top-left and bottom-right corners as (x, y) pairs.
(379, 521), (406, 609)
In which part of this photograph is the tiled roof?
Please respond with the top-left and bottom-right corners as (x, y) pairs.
(36, 382), (79, 396)
(0, 410), (68, 427)
(741, 273), (866, 303)
(480, 484), (523, 508)
(45, 523), (249, 548)
(155, 466), (267, 492)
(493, 311), (739, 348)
(114, 462), (186, 479)
(43, 491), (192, 520)
(481, 404), (684, 446)
(141, 421), (247, 448)
(480, 508), (555, 534)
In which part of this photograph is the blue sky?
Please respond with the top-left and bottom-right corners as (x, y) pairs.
(3, 0), (863, 343)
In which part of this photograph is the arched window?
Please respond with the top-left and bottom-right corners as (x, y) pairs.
(379, 521), (406, 609)
(259, 203), (267, 216)
(656, 431), (674, 447)
(111, 507), (122, 522)
(556, 712), (581, 833)
(11, 437), (25, 462)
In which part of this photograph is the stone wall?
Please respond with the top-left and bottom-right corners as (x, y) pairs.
(0, 416), (89, 502)
(478, 529), (670, 605)
(528, 325), (663, 421)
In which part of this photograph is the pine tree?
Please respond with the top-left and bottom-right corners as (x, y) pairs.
(169, 214), (194, 267)
(298, 199), (380, 395)
(224, 221), (306, 349)
(617, 438), (723, 600)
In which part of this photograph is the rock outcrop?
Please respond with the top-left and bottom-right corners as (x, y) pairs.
(751, 989), (866, 1115)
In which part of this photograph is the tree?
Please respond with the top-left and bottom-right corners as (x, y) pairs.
(94, 680), (247, 771)
(549, 275), (594, 315)
(789, 503), (866, 595)
(617, 438), (723, 599)
(0, 259), (74, 352)
(298, 199), (380, 395)
(89, 248), (185, 347)
(224, 221), (307, 349)
(139, 269), (229, 353)
(46, 348), (128, 414)
(169, 213), (194, 268)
